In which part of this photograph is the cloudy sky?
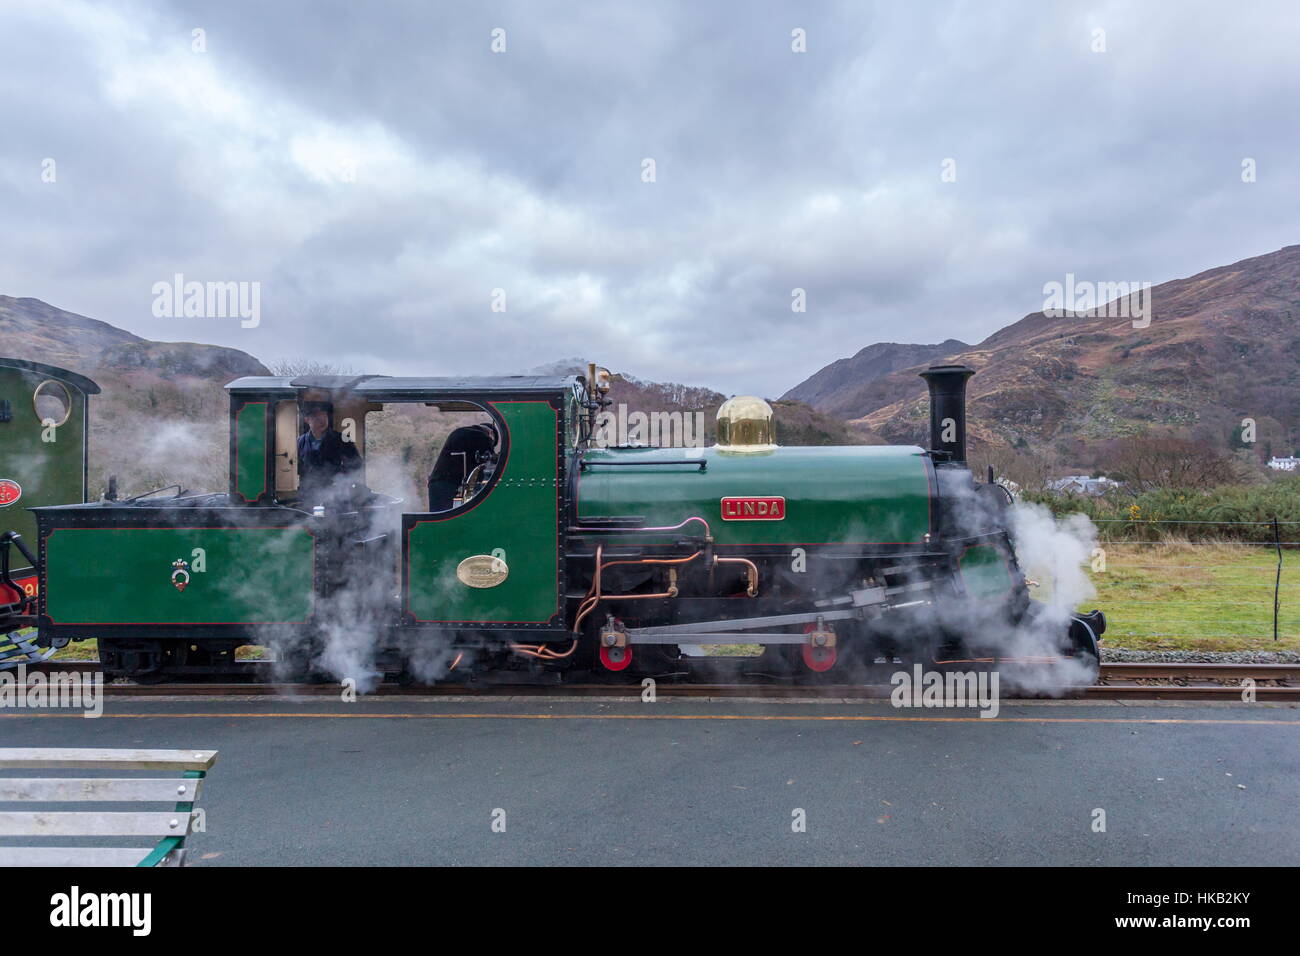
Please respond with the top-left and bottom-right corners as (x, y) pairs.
(2, 0), (1297, 395)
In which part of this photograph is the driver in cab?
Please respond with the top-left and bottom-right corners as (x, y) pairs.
(297, 402), (362, 508)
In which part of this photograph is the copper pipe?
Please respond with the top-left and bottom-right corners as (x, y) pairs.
(544, 639), (580, 659)
(569, 516), (712, 538)
(518, 545), (706, 657)
(514, 548), (607, 660)
(509, 638), (579, 660)
(931, 656), (1069, 665)
(448, 652), (463, 671)
(596, 590), (677, 603)
(600, 553), (703, 571)
(598, 569), (680, 604)
(573, 551), (701, 634)
(713, 556), (759, 597)
(571, 595), (601, 635)
(570, 543), (606, 635)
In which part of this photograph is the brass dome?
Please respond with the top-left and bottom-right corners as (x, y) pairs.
(716, 396), (776, 452)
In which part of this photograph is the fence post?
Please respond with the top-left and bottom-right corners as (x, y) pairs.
(1273, 516), (1282, 642)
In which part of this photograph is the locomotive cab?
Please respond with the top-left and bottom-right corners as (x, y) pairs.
(0, 358), (99, 655)
(235, 376), (509, 513)
(33, 372), (587, 677)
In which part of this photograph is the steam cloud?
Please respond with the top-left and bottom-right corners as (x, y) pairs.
(1010, 501), (1099, 626)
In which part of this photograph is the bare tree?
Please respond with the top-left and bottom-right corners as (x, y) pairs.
(971, 443), (1058, 494)
(1098, 435), (1236, 492)
(269, 358), (356, 377)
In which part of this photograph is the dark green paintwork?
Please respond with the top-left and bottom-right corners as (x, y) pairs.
(44, 526), (314, 624)
(958, 543), (1014, 599)
(234, 402), (267, 502)
(406, 401), (559, 624)
(0, 364), (89, 562)
(577, 445), (932, 545)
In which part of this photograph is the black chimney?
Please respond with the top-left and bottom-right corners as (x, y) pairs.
(919, 365), (976, 463)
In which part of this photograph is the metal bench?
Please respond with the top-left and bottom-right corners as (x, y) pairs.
(0, 748), (217, 867)
(0, 630), (54, 669)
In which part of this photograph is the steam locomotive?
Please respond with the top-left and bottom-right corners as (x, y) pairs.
(1, 357), (1105, 683)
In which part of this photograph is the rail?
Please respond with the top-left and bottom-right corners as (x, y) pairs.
(12, 661), (1298, 701)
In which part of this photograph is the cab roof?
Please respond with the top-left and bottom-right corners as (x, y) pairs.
(0, 357), (101, 395)
(224, 373), (583, 400)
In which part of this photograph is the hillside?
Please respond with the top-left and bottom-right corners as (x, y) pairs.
(12, 241), (1297, 502)
(1, 296), (268, 496)
(780, 339), (967, 418)
(1, 302), (858, 501)
(0, 297), (265, 382)
(783, 245), (1300, 459)
(525, 359), (865, 447)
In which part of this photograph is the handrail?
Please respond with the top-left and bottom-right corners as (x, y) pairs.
(0, 531), (38, 572)
(581, 459), (706, 472)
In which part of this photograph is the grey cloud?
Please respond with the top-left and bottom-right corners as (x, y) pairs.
(1, 0), (1297, 394)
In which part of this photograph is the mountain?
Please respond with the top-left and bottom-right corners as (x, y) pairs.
(783, 245), (1300, 458)
(780, 339), (967, 417)
(1, 296), (269, 496)
(0, 297), (266, 380)
(546, 363), (866, 446)
(1, 301), (860, 502)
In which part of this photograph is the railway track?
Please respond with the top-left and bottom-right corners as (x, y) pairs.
(1091, 662), (1300, 701)
(15, 660), (1300, 701)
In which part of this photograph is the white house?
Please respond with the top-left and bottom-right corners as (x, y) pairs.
(1048, 475), (1121, 495)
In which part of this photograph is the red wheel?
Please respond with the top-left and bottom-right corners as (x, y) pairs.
(599, 643), (633, 671)
(801, 644), (837, 672)
(802, 623), (837, 672)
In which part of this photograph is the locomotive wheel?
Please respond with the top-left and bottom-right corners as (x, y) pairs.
(98, 639), (167, 683)
(599, 643), (633, 672)
(801, 643), (837, 672)
(801, 623), (837, 672)
(276, 639), (327, 682)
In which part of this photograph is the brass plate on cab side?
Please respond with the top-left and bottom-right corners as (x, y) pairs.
(456, 554), (509, 588)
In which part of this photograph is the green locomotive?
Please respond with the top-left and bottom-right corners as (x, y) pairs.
(2, 360), (1104, 682)
(0, 359), (99, 665)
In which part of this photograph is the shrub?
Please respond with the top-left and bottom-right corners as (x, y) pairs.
(1019, 475), (1300, 542)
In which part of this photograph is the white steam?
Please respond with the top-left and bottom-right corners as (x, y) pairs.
(995, 501), (1101, 694)
(1009, 502), (1099, 624)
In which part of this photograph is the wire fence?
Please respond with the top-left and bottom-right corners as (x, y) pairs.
(1069, 516), (1295, 645)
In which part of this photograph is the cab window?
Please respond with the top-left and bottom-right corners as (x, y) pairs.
(364, 402), (501, 513)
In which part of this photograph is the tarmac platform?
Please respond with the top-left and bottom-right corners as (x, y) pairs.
(1, 695), (1296, 866)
